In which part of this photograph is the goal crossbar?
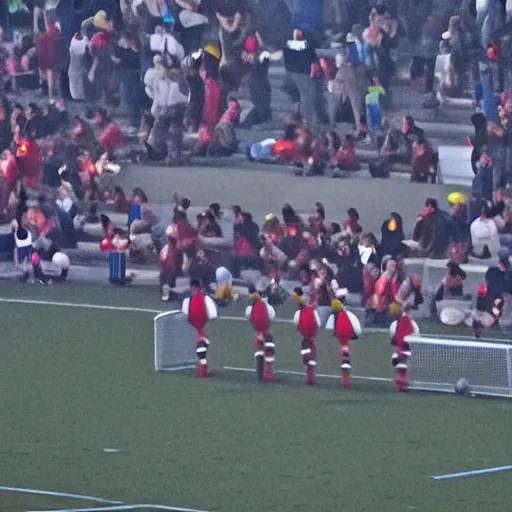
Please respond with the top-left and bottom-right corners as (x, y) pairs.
(406, 335), (512, 397)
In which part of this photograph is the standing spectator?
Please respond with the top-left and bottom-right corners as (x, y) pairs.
(115, 27), (142, 128)
(283, 28), (318, 129)
(329, 51), (363, 134)
(87, 10), (115, 105)
(194, 44), (222, 156)
(68, 27), (90, 101)
(215, 0), (252, 92)
(421, 13), (444, 108)
(150, 23), (185, 65)
(244, 35), (273, 125)
(174, 0), (208, 55)
(36, 16), (68, 99)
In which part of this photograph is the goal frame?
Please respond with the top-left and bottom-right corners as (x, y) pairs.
(154, 310), (196, 372)
(406, 334), (512, 398)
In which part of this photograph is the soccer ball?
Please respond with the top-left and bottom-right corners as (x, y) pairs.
(455, 378), (470, 395)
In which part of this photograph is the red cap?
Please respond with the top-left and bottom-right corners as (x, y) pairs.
(244, 35), (259, 54)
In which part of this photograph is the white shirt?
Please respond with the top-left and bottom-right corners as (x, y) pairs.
(150, 32), (185, 62)
(470, 217), (500, 257)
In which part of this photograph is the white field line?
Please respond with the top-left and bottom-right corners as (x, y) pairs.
(27, 505), (209, 512)
(432, 464), (512, 480)
(0, 297), (509, 343)
(0, 485), (122, 504)
(223, 366), (392, 382)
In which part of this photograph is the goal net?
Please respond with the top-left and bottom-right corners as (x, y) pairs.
(407, 335), (512, 397)
(154, 310), (197, 372)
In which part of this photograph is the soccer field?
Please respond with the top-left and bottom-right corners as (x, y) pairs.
(1, 283), (512, 512)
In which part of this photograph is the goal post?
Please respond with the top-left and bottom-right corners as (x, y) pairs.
(406, 334), (512, 397)
(154, 310), (197, 372)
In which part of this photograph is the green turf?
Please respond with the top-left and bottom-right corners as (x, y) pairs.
(1, 285), (512, 512)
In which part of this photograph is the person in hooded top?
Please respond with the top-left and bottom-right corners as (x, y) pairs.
(379, 212), (405, 259)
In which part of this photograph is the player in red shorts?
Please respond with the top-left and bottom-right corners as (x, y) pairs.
(181, 279), (218, 377)
(389, 306), (419, 392)
(245, 286), (277, 381)
(292, 288), (321, 386)
(325, 297), (362, 388)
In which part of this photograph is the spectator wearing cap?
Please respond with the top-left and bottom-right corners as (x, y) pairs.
(85, 10), (115, 105)
(242, 34), (273, 126)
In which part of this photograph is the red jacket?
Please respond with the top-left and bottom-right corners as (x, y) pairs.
(99, 121), (124, 153)
(36, 24), (66, 71)
(16, 139), (43, 187)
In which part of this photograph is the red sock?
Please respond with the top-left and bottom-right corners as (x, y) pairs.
(305, 365), (315, 385)
(263, 363), (275, 381)
(198, 362), (210, 378)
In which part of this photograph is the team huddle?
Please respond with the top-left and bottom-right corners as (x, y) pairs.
(181, 280), (419, 392)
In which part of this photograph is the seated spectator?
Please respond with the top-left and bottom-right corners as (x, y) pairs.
(24, 103), (45, 140)
(470, 148), (493, 221)
(410, 129), (435, 183)
(42, 142), (65, 188)
(71, 116), (96, 149)
(197, 210), (222, 238)
(470, 204), (500, 259)
(260, 234), (288, 277)
(413, 198), (452, 258)
(448, 193), (469, 264)
(128, 187), (148, 229)
(332, 134), (359, 174)
(173, 209), (199, 274)
(379, 212), (405, 259)
(430, 261), (467, 317)
(94, 108), (124, 155)
(209, 98), (240, 157)
(393, 274), (423, 313)
(370, 115), (420, 178)
(366, 257), (397, 326)
(231, 211), (262, 278)
(189, 249), (216, 291)
(342, 207), (363, 239)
